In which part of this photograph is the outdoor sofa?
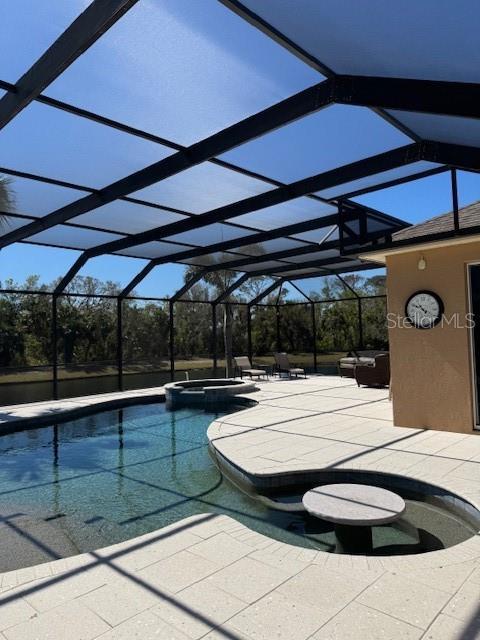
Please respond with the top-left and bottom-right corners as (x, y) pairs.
(354, 353), (390, 387)
(338, 350), (389, 378)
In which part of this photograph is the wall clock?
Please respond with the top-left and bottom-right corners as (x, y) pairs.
(405, 290), (444, 329)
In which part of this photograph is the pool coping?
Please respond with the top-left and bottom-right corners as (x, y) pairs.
(0, 387), (167, 433)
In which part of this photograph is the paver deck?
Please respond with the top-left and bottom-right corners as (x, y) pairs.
(1, 376), (480, 639)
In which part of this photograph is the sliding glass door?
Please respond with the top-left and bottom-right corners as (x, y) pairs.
(468, 264), (480, 429)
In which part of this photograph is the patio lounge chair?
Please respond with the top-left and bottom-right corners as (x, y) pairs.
(233, 356), (268, 380)
(355, 353), (390, 387)
(273, 352), (307, 379)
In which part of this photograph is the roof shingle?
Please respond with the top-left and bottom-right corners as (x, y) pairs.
(393, 200), (480, 242)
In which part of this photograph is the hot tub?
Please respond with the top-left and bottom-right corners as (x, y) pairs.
(165, 378), (257, 408)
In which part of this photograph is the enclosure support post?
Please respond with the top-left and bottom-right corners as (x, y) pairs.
(247, 306), (253, 364)
(338, 200), (345, 254)
(212, 303), (218, 377)
(117, 297), (123, 391)
(52, 294), (58, 400)
(169, 301), (175, 382)
(358, 298), (364, 349)
(451, 168), (460, 232)
(311, 302), (318, 373)
(275, 305), (281, 352)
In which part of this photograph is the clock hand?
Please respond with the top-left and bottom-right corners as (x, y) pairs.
(412, 302), (429, 314)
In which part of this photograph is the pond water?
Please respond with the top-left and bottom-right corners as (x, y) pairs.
(0, 365), (339, 406)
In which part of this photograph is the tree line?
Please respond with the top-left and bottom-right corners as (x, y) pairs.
(0, 272), (387, 372)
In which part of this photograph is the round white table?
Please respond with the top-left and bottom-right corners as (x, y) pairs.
(303, 483), (406, 553)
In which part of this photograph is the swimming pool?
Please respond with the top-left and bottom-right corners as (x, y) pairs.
(0, 402), (476, 571)
(0, 401), (303, 571)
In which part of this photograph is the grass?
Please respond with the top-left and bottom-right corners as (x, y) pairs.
(0, 352), (346, 384)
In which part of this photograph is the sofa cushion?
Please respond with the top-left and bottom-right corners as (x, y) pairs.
(358, 357), (375, 365)
(340, 356), (375, 367)
(348, 350), (388, 359)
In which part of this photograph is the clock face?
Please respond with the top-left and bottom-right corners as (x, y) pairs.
(405, 290), (444, 329)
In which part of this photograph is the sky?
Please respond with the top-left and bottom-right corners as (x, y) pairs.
(0, 1), (479, 299)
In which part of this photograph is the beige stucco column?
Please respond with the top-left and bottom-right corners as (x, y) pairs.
(386, 241), (480, 434)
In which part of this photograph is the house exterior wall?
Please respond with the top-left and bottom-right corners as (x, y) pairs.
(386, 241), (480, 434)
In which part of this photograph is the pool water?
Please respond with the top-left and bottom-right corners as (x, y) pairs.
(0, 402), (476, 571)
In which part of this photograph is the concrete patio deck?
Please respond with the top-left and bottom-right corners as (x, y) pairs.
(1, 376), (480, 639)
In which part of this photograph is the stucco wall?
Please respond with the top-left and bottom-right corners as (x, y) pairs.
(386, 242), (480, 434)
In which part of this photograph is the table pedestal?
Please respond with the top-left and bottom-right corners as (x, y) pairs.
(334, 524), (373, 554)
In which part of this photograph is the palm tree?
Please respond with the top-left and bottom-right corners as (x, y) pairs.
(0, 176), (14, 224)
(183, 256), (271, 376)
(183, 262), (239, 376)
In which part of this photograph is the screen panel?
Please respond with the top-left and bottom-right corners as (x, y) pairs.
(354, 171), (453, 223)
(361, 297), (388, 350)
(273, 267), (322, 277)
(0, 215), (34, 237)
(0, 1), (86, 82)
(232, 197), (336, 230)
(388, 111), (480, 147)
(237, 237), (310, 256)
(0, 102), (172, 189)
(278, 303), (314, 372)
(72, 200), (188, 235)
(133, 162), (274, 214)
(365, 215), (399, 233)
(47, 0), (321, 145)
(457, 171), (480, 235)
(340, 214), (399, 241)
(228, 304), (249, 363)
(115, 241), (191, 259)
(293, 225), (338, 243)
(315, 298), (359, 363)
(0, 173), (86, 217)
(392, 204), (480, 244)
(457, 171), (480, 210)
(325, 260), (363, 271)
(237, 0), (480, 82)
(27, 225), (124, 250)
(174, 300), (214, 380)
(283, 248), (341, 264)
(122, 299), (171, 390)
(166, 222), (255, 246)
(0, 291), (53, 405)
(316, 161), (441, 199)
(180, 252), (247, 267)
(251, 305), (277, 363)
(221, 105), (410, 183)
(240, 260), (290, 272)
(57, 294), (118, 399)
